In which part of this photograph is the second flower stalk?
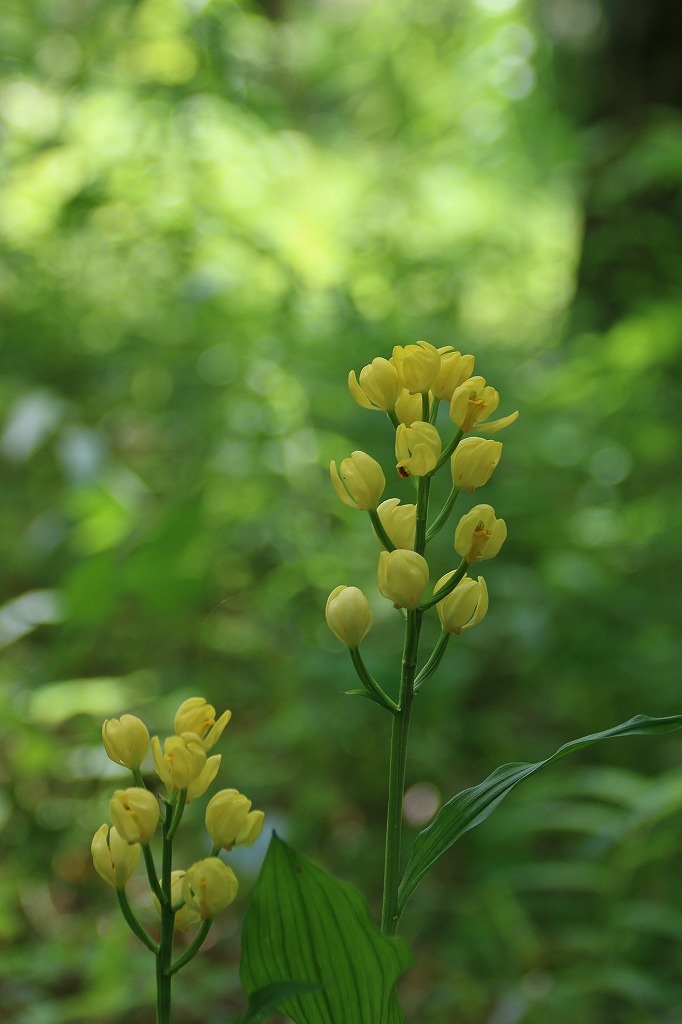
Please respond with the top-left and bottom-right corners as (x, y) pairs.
(326, 342), (516, 934)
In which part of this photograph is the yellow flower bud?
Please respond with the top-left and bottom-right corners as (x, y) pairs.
(325, 586), (372, 648)
(432, 348), (476, 402)
(152, 733), (207, 792)
(450, 376), (518, 434)
(110, 787), (160, 844)
(183, 858), (238, 919)
(395, 389), (423, 426)
(450, 437), (503, 492)
(330, 451), (385, 511)
(153, 871), (202, 932)
(348, 358), (402, 412)
(395, 421), (441, 478)
(173, 698), (231, 751)
(391, 340), (441, 394)
(91, 824), (140, 889)
(376, 498), (416, 550)
(102, 715), (150, 770)
(186, 754), (222, 801)
(378, 549), (429, 609)
(435, 573), (489, 634)
(206, 788), (264, 850)
(454, 504), (507, 563)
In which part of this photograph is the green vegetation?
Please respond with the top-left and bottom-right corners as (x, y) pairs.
(1, 0), (681, 1021)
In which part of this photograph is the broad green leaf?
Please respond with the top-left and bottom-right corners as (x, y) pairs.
(238, 981), (321, 1024)
(398, 713), (682, 916)
(241, 834), (412, 1024)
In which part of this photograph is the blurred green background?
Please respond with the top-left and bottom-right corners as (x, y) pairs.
(1, 0), (681, 1021)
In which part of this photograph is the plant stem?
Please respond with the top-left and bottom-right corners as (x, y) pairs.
(381, 608), (421, 936)
(434, 427), (463, 471)
(167, 790), (187, 841)
(349, 648), (399, 713)
(413, 631), (450, 693)
(142, 843), (166, 905)
(168, 920), (213, 976)
(117, 888), (158, 954)
(381, 466), (431, 936)
(368, 510), (396, 552)
(426, 486), (460, 543)
(420, 558), (468, 611)
(156, 802), (175, 1024)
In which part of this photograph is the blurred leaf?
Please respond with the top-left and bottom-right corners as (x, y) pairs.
(241, 834), (412, 1024)
(398, 714), (682, 915)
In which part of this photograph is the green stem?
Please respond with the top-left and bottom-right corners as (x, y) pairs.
(156, 802), (174, 1024)
(142, 843), (166, 905)
(413, 631), (450, 693)
(434, 428), (464, 471)
(349, 648), (399, 713)
(167, 790), (186, 841)
(387, 409), (400, 430)
(381, 459), (431, 936)
(381, 608), (421, 936)
(117, 888), (158, 954)
(429, 396), (441, 425)
(168, 920), (213, 976)
(368, 510), (396, 552)
(414, 476), (430, 553)
(420, 558), (468, 611)
(426, 487), (460, 543)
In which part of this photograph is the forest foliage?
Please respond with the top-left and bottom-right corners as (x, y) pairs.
(1, 0), (681, 1021)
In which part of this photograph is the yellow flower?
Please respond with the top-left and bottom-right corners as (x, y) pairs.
(153, 870), (202, 932)
(394, 389), (423, 426)
(450, 437), (502, 491)
(330, 451), (385, 511)
(450, 376), (518, 434)
(392, 341), (441, 394)
(325, 586), (372, 648)
(109, 787), (160, 844)
(395, 421), (441, 478)
(376, 498), (416, 550)
(454, 504), (507, 563)
(173, 698), (231, 751)
(432, 348), (476, 402)
(348, 358), (402, 412)
(183, 858), (238, 919)
(378, 549), (429, 609)
(435, 573), (489, 634)
(102, 715), (150, 770)
(91, 824), (140, 889)
(206, 789), (265, 850)
(152, 733), (207, 792)
(186, 755), (222, 801)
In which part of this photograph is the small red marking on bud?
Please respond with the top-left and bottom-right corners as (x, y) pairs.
(398, 466), (410, 478)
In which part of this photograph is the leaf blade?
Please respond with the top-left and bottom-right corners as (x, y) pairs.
(241, 834), (412, 1024)
(398, 713), (682, 915)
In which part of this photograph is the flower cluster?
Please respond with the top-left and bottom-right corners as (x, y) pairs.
(92, 698), (264, 931)
(327, 341), (517, 677)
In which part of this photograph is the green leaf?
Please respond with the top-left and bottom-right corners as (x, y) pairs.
(241, 834), (412, 1024)
(398, 713), (682, 917)
(238, 981), (321, 1024)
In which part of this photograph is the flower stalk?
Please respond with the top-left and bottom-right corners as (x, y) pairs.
(332, 343), (516, 938)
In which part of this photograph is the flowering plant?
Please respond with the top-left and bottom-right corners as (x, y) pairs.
(91, 342), (682, 1024)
